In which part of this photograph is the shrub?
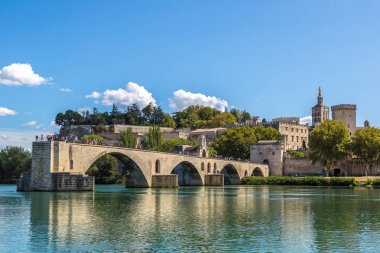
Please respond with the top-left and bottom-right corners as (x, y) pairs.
(372, 178), (380, 186)
(241, 176), (356, 187)
(286, 149), (305, 159)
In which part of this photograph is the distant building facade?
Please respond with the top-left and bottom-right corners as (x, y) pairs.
(331, 104), (357, 137)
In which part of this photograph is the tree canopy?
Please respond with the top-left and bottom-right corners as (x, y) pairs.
(55, 103), (175, 128)
(86, 154), (123, 184)
(308, 120), (351, 175)
(55, 104), (253, 131)
(156, 138), (198, 153)
(351, 127), (380, 175)
(212, 126), (281, 160)
(0, 147), (31, 182)
(120, 128), (137, 148)
(173, 105), (239, 129)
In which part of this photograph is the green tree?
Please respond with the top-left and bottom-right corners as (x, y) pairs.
(142, 103), (154, 123)
(156, 138), (198, 153)
(308, 120), (351, 176)
(210, 112), (237, 128)
(351, 127), (380, 176)
(253, 125), (281, 141)
(145, 126), (162, 150)
(55, 110), (84, 127)
(212, 126), (280, 159)
(81, 134), (103, 144)
(86, 154), (123, 184)
(125, 103), (142, 125)
(120, 128), (137, 148)
(0, 147), (31, 182)
(241, 110), (252, 123)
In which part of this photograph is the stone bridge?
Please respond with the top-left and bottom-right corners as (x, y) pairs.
(17, 141), (269, 191)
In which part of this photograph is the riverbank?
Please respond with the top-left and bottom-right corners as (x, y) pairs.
(242, 176), (358, 186)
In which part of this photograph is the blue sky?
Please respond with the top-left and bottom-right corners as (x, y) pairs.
(1, 0), (380, 148)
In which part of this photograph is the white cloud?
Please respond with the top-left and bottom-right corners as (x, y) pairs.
(169, 89), (228, 112)
(86, 82), (156, 109)
(59, 87), (73, 93)
(0, 63), (50, 86)
(23, 121), (42, 129)
(85, 91), (101, 99)
(300, 116), (312, 125)
(0, 135), (9, 140)
(0, 107), (17, 116)
(50, 120), (60, 129)
(23, 121), (38, 127)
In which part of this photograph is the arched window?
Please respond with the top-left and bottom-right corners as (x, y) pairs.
(201, 162), (205, 171)
(207, 163), (211, 173)
(155, 160), (160, 174)
(214, 163), (217, 173)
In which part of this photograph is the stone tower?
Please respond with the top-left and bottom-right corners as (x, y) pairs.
(331, 104), (357, 137)
(312, 87), (329, 127)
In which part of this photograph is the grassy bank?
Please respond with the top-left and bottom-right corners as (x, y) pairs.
(241, 176), (357, 187)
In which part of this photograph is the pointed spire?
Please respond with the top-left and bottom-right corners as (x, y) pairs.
(317, 87), (323, 105)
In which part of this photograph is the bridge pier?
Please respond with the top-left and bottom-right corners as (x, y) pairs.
(151, 175), (178, 188)
(204, 174), (224, 186)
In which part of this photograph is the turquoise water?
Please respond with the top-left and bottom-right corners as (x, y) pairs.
(1, 185), (380, 252)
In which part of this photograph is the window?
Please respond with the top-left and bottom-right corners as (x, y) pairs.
(291, 136), (294, 142)
(291, 128), (294, 132)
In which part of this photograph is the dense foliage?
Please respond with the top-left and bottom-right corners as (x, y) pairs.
(81, 134), (103, 144)
(173, 105), (250, 129)
(308, 120), (351, 176)
(156, 138), (198, 153)
(55, 103), (175, 128)
(0, 147), (31, 183)
(120, 128), (137, 148)
(287, 149), (305, 159)
(241, 176), (357, 186)
(55, 104), (254, 130)
(212, 126), (281, 159)
(86, 154), (124, 184)
(351, 127), (380, 175)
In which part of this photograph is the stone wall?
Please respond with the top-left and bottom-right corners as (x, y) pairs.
(50, 173), (94, 191)
(283, 157), (323, 176)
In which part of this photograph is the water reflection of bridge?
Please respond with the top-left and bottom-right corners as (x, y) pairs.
(18, 141), (269, 191)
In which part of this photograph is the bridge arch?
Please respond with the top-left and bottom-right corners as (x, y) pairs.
(221, 164), (241, 185)
(252, 167), (264, 177)
(86, 151), (149, 187)
(171, 161), (203, 186)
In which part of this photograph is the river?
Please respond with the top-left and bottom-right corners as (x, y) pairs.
(1, 185), (380, 252)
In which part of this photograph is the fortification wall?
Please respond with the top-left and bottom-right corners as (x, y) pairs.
(283, 157), (323, 176)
